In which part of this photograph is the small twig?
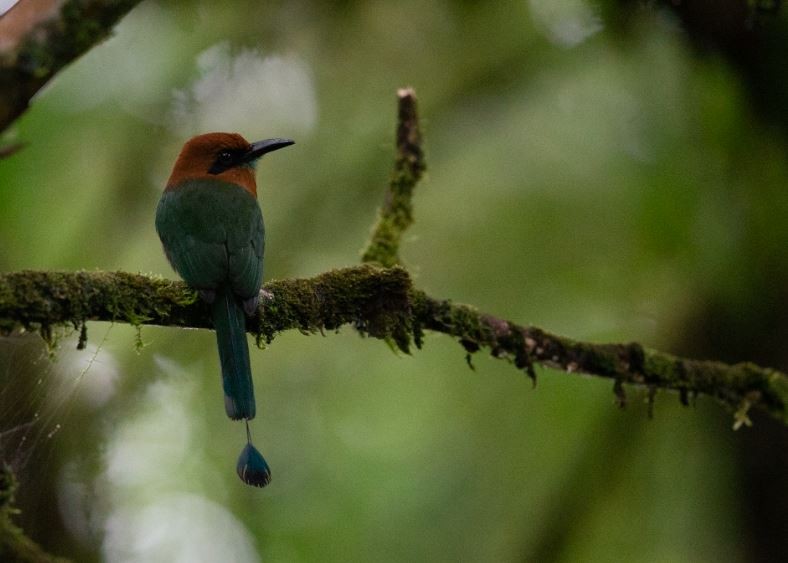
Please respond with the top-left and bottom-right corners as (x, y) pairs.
(361, 87), (426, 267)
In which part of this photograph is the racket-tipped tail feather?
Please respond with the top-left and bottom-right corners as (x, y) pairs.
(237, 442), (271, 487)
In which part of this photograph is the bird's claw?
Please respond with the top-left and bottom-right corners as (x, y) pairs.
(242, 295), (260, 317)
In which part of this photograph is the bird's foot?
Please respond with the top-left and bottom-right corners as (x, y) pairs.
(242, 295), (260, 317)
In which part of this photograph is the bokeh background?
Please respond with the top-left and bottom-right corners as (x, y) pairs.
(1, 1), (787, 561)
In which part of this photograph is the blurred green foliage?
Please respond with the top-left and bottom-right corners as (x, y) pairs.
(0, 1), (786, 561)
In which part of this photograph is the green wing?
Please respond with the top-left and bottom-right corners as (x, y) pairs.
(156, 179), (265, 298)
(228, 204), (265, 299)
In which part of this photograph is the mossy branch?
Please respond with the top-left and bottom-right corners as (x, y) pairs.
(0, 269), (786, 424)
(361, 88), (425, 266)
(356, 87), (787, 425)
(0, 0), (144, 134)
(0, 266), (414, 348)
(413, 292), (788, 426)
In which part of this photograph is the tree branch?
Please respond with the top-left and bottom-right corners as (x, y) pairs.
(361, 88), (425, 267)
(0, 265), (414, 351)
(1, 268), (785, 425)
(356, 87), (787, 425)
(413, 292), (788, 426)
(0, 0), (144, 133)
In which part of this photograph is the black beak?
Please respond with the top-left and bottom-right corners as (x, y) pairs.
(244, 138), (295, 162)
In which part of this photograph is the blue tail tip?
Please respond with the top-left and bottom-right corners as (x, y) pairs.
(237, 443), (271, 487)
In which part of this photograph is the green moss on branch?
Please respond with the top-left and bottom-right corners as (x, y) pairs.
(411, 291), (788, 425)
(0, 266), (414, 350)
(249, 265), (413, 351)
(3, 268), (783, 423)
(361, 88), (426, 267)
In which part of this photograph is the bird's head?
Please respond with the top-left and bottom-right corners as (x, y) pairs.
(165, 132), (294, 196)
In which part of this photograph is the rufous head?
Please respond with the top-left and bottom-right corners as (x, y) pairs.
(165, 132), (294, 196)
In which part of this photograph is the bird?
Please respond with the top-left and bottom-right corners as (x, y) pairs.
(155, 132), (293, 487)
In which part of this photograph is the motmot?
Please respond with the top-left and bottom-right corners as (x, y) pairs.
(156, 132), (293, 487)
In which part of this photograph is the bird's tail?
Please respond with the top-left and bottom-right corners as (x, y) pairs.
(237, 420), (271, 487)
(212, 286), (255, 420)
